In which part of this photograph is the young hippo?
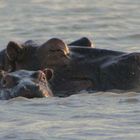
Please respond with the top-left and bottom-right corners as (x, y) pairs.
(0, 69), (53, 100)
(4, 38), (140, 97)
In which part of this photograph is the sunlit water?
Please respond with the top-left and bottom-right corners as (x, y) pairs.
(0, 0), (140, 139)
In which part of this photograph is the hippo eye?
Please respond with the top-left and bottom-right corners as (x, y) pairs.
(32, 72), (39, 79)
(49, 49), (58, 52)
(1, 75), (19, 88)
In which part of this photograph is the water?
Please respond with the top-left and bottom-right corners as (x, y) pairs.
(0, 0), (140, 139)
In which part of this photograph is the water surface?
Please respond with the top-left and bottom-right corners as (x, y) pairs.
(0, 0), (140, 139)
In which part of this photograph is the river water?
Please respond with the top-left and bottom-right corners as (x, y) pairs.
(0, 0), (140, 139)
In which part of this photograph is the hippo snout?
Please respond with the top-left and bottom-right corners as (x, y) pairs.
(14, 82), (52, 98)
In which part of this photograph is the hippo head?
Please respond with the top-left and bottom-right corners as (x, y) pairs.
(5, 39), (70, 71)
(0, 69), (53, 100)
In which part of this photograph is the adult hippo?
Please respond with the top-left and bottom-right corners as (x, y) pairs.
(2, 38), (140, 97)
(0, 69), (53, 100)
(0, 37), (93, 72)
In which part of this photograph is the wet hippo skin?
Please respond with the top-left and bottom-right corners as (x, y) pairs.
(0, 37), (93, 71)
(2, 38), (140, 97)
(68, 37), (94, 47)
(0, 69), (53, 100)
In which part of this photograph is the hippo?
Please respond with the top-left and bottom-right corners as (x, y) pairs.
(0, 69), (53, 100)
(2, 38), (140, 97)
(0, 37), (93, 72)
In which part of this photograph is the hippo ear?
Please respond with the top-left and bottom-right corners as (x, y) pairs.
(43, 68), (53, 80)
(6, 41), (23, 61)
(68, 37), (94, 47)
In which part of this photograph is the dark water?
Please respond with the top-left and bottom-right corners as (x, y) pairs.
(0, 0), (140, 139)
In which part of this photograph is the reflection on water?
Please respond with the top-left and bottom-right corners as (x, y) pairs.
(0, 0), (140, 139)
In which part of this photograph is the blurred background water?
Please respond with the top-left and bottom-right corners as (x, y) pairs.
(0, 0), (140, 139)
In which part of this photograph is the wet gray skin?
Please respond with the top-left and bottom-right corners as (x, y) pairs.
(2, 38), (140, 97)
(0, 69), (53, 100)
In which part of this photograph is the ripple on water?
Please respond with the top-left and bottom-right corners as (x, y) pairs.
(0, 0), (140, 139)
